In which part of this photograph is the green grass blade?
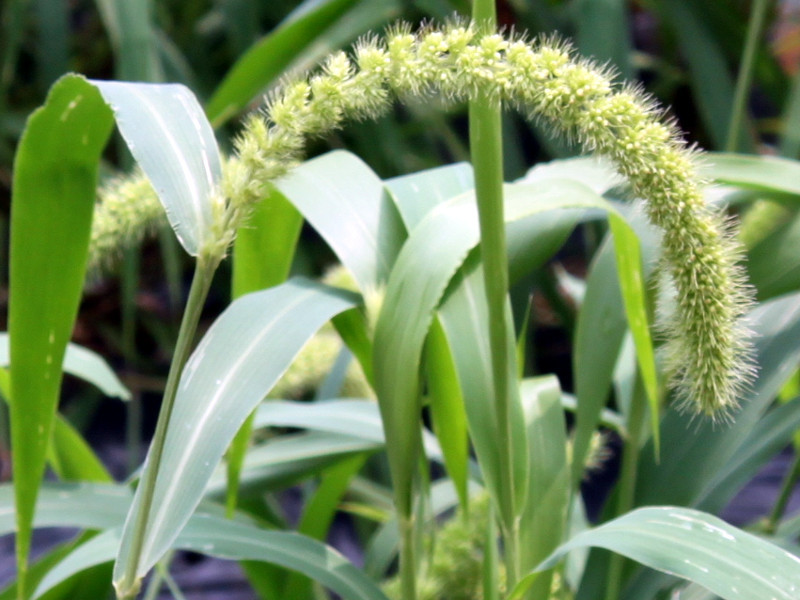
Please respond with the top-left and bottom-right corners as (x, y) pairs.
(425, 317), (470, 510)
(113, 279), (357, 585)
(48, 417), (113, 483)
(636, 291), (800, 509)
(0, 334), (130, 400)
(90, 80), (222, 256)
(39, 514), (390, 600)
(227, 185), (302, 516)
(33, 0), (69, 91)
(574, 0), (631, 80)
(704, 152), (800, 197)
(747, 213), (800, 301)
(94, 0), (163, 82)
(607, 213), (660, 456)
(274, 151), (406, 295)
(518, 376), (569, 599)
(283, 455), (367, 598)
(232, 185), (302, 297)
(658, 1), (751, 151)
(8, 73), (114, 597)
(695, 397), (800, 514)
(385, 162), (474, 230)
(513, 507), (800, 600)
(205, 0), (359, 126)
(0, 482), (131, 534)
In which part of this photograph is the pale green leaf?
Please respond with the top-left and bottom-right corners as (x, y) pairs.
(114, 279), (357, 586)
(274, 150), (406, 294)
(90, 80), (222, 255)
(512, 507), (800, 600)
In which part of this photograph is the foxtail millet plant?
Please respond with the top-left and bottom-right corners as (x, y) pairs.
(92, 22), (754, 418)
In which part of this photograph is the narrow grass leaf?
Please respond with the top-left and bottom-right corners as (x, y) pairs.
(0, 482), (131, 534)
(513, 506), (800, 600)
(385, 162), (474, 230)
(0, 334), (129, 400)
(574, 0), (632, 79)
(38, 514), (389, 600)
(658, 2), (750, 151)
(228, 185), (302, 515)
(274, 151), (406, 294)
(114, 279), (357, 584)
(94, 0), (162, 82)
(518, 376), (569, 598)
(747, 213), (800, 301)
(48, 417), (113, 483)
(8, 74), (114, 595)
(425, 317), (470, 509)
(205, 0), (359, 125)
(208, 431), (380, 497)
(607, 212), (660, 455)
(375, 179), (650, 519)
(90, 80), (222, 256)
(704, 153), (800, 197)
(636, 291), (800, 508)
(695, 397), (800, 514)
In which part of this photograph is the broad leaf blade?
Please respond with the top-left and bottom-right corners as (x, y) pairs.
(114, 279), (357, 585)
(0, 333), (130, 400)
(40, 514), (390, 600)
(8, 73), (114, 594)
(514, 507), (800, 600)
(90, 80), (222, 255)
(704, 152), (800, 197)
(274, 150), (406, 294)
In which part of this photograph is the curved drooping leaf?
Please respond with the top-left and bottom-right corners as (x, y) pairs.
(385, 162), (475, 230)
(206, 431), (381, 496)
(90, 79), (222, 255)
(38, 514), (389, 600)
(511, 507), (800, 600)
(704, 153), (800, 198)
(0, 333), (129, 400)
(113, 279), (358, 587)
(8, 74), (114, 595)
(0, 482), (131, 535)
(274, 150), (407, 295)
(252, 399), (443, 460)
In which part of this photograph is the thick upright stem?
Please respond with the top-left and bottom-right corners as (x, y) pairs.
(470, 0), (520, 589)
(116, 254), (219, 599)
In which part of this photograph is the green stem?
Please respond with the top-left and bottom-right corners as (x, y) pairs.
(400, 514), (418, 600)
(604, 383), (646, 600)
(725, 0), (770, 152)
(117, 254), (219, 599)
(470, 0), (520, 590)
(765, 450), (800, 535)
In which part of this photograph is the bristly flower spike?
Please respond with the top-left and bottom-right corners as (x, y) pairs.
(91, 21), (754, 417)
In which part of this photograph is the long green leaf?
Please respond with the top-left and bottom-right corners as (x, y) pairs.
(0, 333), (129, 400)
(113, 279), (357, 586)
(747, 213), (800, 301)
(512, 507), (800, 600)
(8, 73), (114, 596)
(274, 150), (406, 294)
(90, 80), (222, 256)
(704, 152), (800, 197)
(518, 376), (569, 599)
(375, 179), (653, 518)
(636, 291), (800, 508)
(39, 514), (389, 600)
(206, 0), (358, 125)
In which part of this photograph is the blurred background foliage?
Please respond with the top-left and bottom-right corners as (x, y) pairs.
(0, 0), (799, 475)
